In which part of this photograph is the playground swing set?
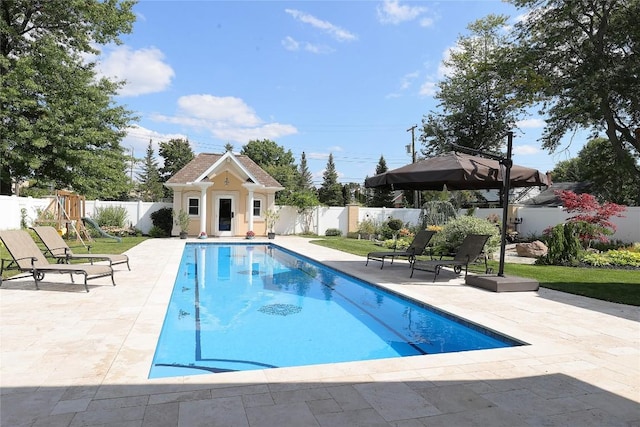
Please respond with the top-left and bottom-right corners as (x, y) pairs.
(34, 190), (121, 247)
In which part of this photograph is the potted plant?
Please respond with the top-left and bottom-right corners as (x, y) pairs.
(174, 209), (190, 239)
(246, 230), (255, 240)
(264, 208), (280, 239)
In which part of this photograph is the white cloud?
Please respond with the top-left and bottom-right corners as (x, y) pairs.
(282, 36), (300, 51)
(517, 118), (546, 128)
(122, 125), (188, 157)
(285, 9), (357, 42)
(282, 36), (333, 54)
(177, 95), (262, 127)
(377, 0), (428, 25)
(419, 17), (434, 28)
(96, 46), (174, 97)
(386, 71), (420, 98)
(400, 71), (419, 90)
(514, 145), (540, 155)
(151, 94), (298, 143)
(419, 81), (437, 97)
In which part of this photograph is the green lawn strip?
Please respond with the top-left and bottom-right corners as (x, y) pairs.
(492, 262), (640, 306)
(310, 236), (382, 257)
(309, 237), (640, 306)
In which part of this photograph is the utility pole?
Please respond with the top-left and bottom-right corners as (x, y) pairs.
(406, 125), (419, 208)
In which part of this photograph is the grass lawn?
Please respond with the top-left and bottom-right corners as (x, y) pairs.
(310, 236), (640, 306)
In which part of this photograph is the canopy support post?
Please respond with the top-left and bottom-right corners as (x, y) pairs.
(497, 132), (513, 277)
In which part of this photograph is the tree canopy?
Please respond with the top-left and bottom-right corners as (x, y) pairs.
(137, 140), (164, 202)
(420, 15), (526, 157)
(296, 152), (315, 191)
(368, 156), (394, 207)
(159, 138), (194, 182)
(510, 0), (640, 176)
(240, 139), (299, 202)
(318, 153), (344, 206)
(551, 138), (640, 205)
(0, 0), (137, 197)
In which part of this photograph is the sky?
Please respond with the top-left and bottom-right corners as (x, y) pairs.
(95, 0), (591, 185)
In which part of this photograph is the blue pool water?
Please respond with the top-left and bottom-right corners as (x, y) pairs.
(149, 243), (522, 378)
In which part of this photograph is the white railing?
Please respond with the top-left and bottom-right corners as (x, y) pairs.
(1, 195), (638, 243)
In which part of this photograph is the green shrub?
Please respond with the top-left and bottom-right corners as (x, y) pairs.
(94, 206), (128, 228)
(380, 218), (407, 239)
(590, 239), (629, 252)
(357, 218), (379, 239)
(581, 249), (640, 267)
(537, 222), (582, 266)
(148, 225), (169, 238)
(382, 237), (413, 250)
(431, 215), (500, 255)
(325, 228), (342, 237)
(624, 243), (640, 253)
(387, 218), (403, 231)
(150, 207), (173, 236)
(580, 252), (610, 267)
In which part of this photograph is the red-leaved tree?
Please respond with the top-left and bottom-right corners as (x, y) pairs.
(557, 190), (626, 246)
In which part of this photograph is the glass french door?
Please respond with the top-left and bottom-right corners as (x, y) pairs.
(215, 196), (234, 236)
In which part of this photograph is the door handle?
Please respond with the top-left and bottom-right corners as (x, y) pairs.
(231, 212), (235, 218)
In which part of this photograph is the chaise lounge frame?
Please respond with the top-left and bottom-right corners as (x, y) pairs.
(366, 230), (436, 269)
(0, 230), (115, 292)
(31, 226), (130, 270)
(410, 234), (491, 282)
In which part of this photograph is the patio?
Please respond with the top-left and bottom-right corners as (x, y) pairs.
(1, 237), (638, 426)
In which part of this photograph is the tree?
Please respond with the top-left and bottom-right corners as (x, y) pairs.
(510, 0), (640, 178)
(0, 0), (137, 196)
(550, 159), (583, 183)
(224, 142), (234, 152)
(241, 139), (298, 202)
(287, 191), (319, 234)
(296, 152), (315, 191)
(556, 190), (626, 247)
(317, 153), (344, 206)
(137, 140), (164, 202)
(550, 138), (640, 205)
(159, 138), (194, 182)
(419, 15), (527, 157)
(368, 156), (394, 207)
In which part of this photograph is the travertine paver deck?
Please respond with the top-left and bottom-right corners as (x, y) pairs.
(0, 236), (638, 426)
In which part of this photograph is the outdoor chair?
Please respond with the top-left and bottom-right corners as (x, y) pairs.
(366, 229), (436, 269)
(31, 226), (130, 270)
(411, 234), (491, 282)
(0, 230), (115, 292)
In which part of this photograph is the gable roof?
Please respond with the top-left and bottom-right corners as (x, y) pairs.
(166, 152), (283, 188)
(520, 181), (592, 206)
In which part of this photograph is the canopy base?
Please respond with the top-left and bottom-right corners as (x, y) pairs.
(466, 274), (539, 292)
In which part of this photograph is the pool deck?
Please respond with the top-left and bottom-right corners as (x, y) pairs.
(1, 236), (638, 426)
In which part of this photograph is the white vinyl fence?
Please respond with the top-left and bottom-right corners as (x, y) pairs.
(0, 195), (171, 234)
(1, 195), (638, 243)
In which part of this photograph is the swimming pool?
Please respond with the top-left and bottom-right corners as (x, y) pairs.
(149, 243), (523, 378)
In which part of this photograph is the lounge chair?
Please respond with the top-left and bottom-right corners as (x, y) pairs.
(410, 234), (491, 281)
(31, 226), (130, 270)
(0, 230), (115, 292)
(366, 230), (436, 269)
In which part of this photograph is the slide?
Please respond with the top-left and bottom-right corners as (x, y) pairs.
(82, 217), (122, 243)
